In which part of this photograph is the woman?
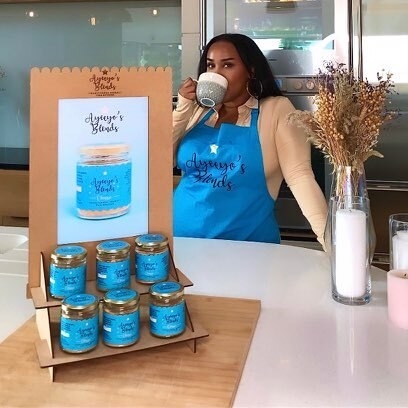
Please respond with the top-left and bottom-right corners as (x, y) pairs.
(173, 33), (327, 246)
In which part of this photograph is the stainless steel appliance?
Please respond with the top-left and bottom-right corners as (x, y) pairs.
(344, 0), (408, 267)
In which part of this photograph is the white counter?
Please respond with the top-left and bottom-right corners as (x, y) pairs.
(1, 230), (407, 407)
(174, 237), (408, 408)
(0, 226), (33, 343)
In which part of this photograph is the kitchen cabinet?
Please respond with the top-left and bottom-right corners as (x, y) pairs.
(0, 169), (29, 226)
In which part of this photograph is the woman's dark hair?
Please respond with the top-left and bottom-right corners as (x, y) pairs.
(198, 33), (283, 99)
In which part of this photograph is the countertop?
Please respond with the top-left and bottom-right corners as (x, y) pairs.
(1, 229), (408, 407)
(0, 226), (32, 342)
(174, 238), (407, 408)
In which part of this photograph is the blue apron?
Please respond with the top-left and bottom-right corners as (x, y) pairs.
(174, 108), (280, 243)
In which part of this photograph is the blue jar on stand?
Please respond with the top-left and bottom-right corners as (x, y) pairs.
(135, 234), (169, 284)
(102, 288), (140, 347)
(60, 293), (99, 353)
(49, 245), (87, 299)
(96, 240), (131, 291)
(149, 281), (186, 338)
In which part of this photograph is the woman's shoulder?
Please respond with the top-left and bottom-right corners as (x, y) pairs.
(259, 95), (295, 112)
(258, 96), (296, 124)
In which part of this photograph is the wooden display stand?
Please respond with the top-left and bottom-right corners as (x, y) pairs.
(32, 249), (209, 381)
(28, 67), (209, 381)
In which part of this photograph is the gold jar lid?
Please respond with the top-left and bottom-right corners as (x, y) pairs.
(61, 293), (99, 316)
(149, 281), (184, 303)
(103, 289), (140, 311)
(96, 240), (130, 258)
(135, 233), (168, 251)
(51, 245), (87, 264)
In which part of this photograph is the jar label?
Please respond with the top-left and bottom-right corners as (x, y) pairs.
(76, 161), (131, 212)
(97, 258), (130, 290)
(105, 288), (137, 302)
(64, 293), (98, 306)
(50, 264), (86, 298)
(136, 251), (169, 282)
(149, 301), (185, 337)
(137, 233), (166, 245)
(54, 245), (86, 257)
(98, 240), (129, 252)
(60, 314), (99, 352)
(103, 310), (140, 346)
(151, 281), (182, 294)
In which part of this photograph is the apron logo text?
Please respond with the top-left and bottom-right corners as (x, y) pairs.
(185, 153), (246, 191)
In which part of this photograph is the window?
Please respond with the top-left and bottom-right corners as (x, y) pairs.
(0, 0), (181, 148)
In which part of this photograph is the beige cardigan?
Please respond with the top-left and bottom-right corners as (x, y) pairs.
(173, 94), (328, 246)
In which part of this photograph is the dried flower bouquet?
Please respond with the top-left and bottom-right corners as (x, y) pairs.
(288, 62), (398, 261)
(287, 61), (397, 169)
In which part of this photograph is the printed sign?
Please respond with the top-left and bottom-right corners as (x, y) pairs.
(58, 96), (149, 244)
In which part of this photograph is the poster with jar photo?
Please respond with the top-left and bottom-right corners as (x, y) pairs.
(57, 96), (148, 244)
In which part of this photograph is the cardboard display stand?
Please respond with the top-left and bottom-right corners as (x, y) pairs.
(28, 66), (208, 381)
(29, 66), (175, 285)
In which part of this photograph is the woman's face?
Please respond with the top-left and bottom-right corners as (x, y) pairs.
(205, 40), (251, 106)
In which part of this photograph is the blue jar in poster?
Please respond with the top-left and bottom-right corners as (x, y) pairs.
(76, 143), (131, 220)
(96, 240), (131, 291)
(60, 293), (99, 353)
(149, 281), (186, 338)
(102, 288), (140, 347)
(49, 245), (87, 299)
(135, 234), (169, 284)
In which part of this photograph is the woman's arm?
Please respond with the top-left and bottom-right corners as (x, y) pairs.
(273, 98), (328, 248)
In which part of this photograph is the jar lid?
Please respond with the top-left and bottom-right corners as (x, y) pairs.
(61, 293), (99, 313)
(79, 143), (129, 156)
(149, 281), (183, 299)
(135, 233), (168, 250)
(104, 288), (139, 308)
(96, 240), (130, 256)
(51, 245), (87, 262)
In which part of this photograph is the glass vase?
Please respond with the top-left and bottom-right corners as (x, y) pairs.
(331, 164), (368, 198)
(389, 213), (408, 270)
(324, 164), (376, 262)
(330, 195), (371, 305)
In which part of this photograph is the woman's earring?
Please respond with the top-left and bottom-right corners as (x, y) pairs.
(246, 77), (263, 100)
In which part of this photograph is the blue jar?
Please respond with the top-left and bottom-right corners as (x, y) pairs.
(49, 245), (87, 299)
(135, 233), (169, 284)
(96, 240), (131, 291)
(60, 293), (99, 353)
(76, 143), (131, 219)
(102, 288), (140, 347)
(149, 281), (186, 338)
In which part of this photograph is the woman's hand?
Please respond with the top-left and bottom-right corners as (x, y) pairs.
(179, 77), (197, 101)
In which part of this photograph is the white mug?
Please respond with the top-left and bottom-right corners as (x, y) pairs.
(196, 72), (228, 108)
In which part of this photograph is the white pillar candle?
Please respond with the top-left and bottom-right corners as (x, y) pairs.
(392, 230), (408, 269)
(335, 208), (367, 298)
